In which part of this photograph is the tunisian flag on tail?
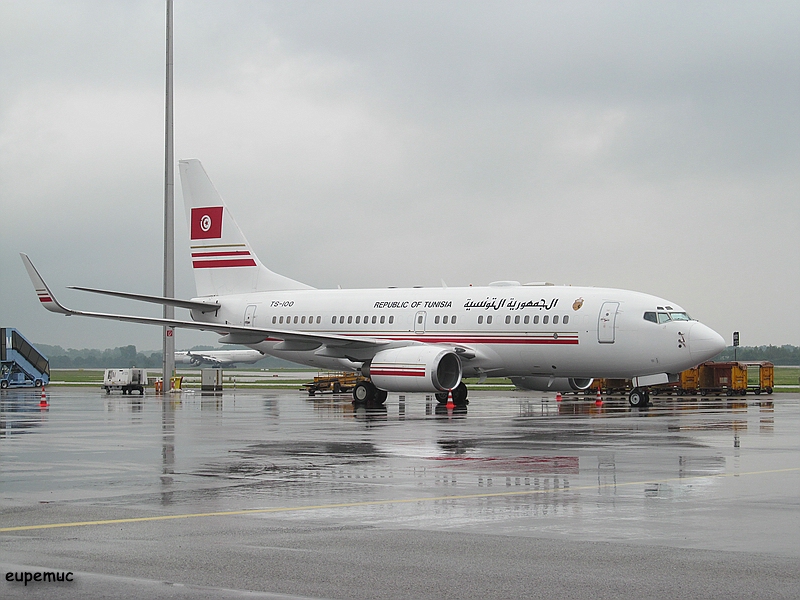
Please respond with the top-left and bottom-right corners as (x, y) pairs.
(191, 206), (224, 240)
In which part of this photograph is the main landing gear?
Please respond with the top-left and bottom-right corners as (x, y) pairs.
(352, 380), (387, 408)
(628, 387), (651, 407)
(434, 382), (469, 406)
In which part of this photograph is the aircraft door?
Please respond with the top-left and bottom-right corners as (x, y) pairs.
(244, 304), (257, 327)
(414, 311), (427, 334)
(598, 302), (619, 343)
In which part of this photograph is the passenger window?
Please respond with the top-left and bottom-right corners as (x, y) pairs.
(272, 316), (277, 324)
(478, 316), (484, 324)
(657, 312), (671, 324)
(348, 316), (353, 324)
(418, 315), (423, 324)
(505, 315), (511, 324)
(332, 316), (337, 324)
(279, 316), (284, 324)
(487, 315), (493, 324)
(380, 316), (385, 324)
(372, 316), (377, 324)
(389, 316), (394, 324)
(643, 312), (657, 323)
(451, 316), (457, 324)
(514, 315), (520, 325)
(533, 315), (539, 324)
(543, 315), (549, 324)
(524, 315), (529, 325)
(443, 316), (448, 325)
(364, 315), (369, 323)
(563, 315), (569, 325)
(301, 316), (306, 324)
(553, 315), (559, 325)
(355, 316), (361, 324)
(316, 316), (321, 324)
(434, 316), (440, 324)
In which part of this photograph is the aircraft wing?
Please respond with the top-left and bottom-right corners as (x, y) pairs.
(20, 254), (385, 351)
(67, 286), (221, 313)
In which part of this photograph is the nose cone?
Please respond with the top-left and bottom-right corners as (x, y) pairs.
(689, 323), (727, 363)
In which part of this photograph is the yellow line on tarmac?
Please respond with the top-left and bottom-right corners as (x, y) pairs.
(1, 467), (797, 534)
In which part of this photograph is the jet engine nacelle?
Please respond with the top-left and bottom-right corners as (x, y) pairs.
(364, 346), (462, 393)
(510, 376), (594, 392)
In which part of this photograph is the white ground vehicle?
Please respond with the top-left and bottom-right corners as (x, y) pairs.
(103, 368), (147, 395)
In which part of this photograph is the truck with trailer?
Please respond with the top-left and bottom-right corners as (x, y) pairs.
(0, 328), (50, 389)
(103, 368), (147, 395)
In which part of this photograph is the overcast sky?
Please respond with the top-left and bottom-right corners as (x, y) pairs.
(1, 0), (798, 351)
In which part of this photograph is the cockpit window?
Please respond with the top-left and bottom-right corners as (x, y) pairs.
(669, 312), (691, 321)
(643, 312), (657, 323)
(657, 312), (671, 324)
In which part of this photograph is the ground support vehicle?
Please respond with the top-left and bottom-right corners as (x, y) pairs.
(675, 367), (700, 395)
(589, 379), (630, 395)
(0, 328), (50, 389)
(103, 368), (147, 395)
(303, 372), (366, 396)
(698, 361), (748, 396)
(745, 361), (774, 395)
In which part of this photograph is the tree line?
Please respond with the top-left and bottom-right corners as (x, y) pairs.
(33, 343), (800, 369)
(35, 344), (301, 369)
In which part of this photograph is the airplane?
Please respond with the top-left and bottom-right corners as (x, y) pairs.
(175, 348), (264, 368)
(21, 159), (726, 408)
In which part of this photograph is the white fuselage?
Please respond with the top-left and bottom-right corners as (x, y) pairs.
(189, 284), (724, 380)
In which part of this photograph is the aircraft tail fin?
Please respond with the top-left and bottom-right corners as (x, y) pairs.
(179, 159), (312, 297)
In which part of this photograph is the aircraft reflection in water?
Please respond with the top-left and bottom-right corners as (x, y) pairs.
(22, 159), (725, 409)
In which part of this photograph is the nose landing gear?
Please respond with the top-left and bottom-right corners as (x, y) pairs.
(628, 388), (651, 407)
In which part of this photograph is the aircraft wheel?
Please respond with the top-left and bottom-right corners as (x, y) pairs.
(374, 389), (388, 405)
(452, 382), (469, 406)
(629, 388), (645, 407)
(435, 392), (449, 404)
(353, 381), (375, 404)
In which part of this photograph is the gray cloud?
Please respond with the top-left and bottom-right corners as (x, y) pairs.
(1, 0), (797, 350)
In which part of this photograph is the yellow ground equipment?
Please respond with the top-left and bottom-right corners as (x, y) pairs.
(303, 372), (366, 396)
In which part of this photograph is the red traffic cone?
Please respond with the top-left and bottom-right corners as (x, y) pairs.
(446, 389), (455, 409)
(39, 385), (48, 407)
(555, 392), (562, 402)
(595, 388), (603, 406)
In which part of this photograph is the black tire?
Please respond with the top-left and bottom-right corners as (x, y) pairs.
(435, 391), (449, 404)
(1, 380), (8, 389)
(766, 387), (773, 395)
(374, 389), (388, 405)
(629, 389), (645, 407)
(308, 389), (315, 396)
(34, 379), (43, 387)
(726, 389), (734, 396)
(452, 382), (469, 406)
(353, 381), (375, 403)
(333, 382), (341, 394)
(754, 389), (762, 395)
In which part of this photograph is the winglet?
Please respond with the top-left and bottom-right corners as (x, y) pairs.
(20, 254), (74, 316)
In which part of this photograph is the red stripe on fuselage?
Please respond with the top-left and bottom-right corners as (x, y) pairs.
(345, 335), (579, 345)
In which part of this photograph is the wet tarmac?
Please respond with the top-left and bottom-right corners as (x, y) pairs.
(1, 388), (798, 599)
